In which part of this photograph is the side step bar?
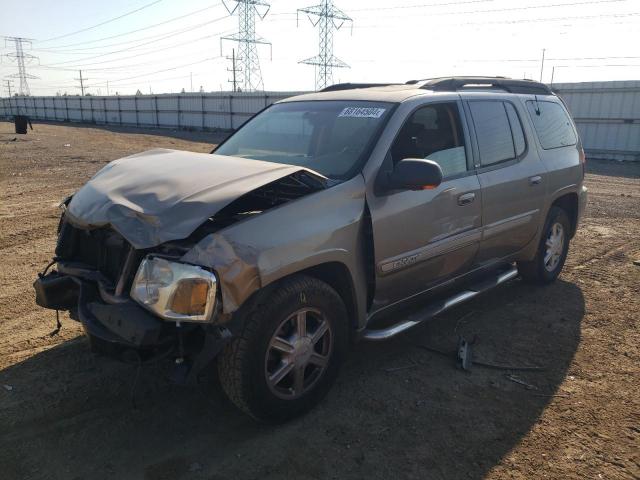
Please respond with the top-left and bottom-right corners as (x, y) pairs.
(361, 266), (519, 341)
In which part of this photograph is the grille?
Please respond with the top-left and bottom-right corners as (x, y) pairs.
(56, 220), (131, 286)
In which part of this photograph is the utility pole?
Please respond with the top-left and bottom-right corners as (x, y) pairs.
(221, 0), (272, 92)
(2, 36), (38, 95)
(106, 80), (110, 96)
(4, 79), (14, 97)
(297, 0), (352, 91)
(190, 72), (193, 92)
(75, 70), (87, 96)
(227, 48), (241, 92)
(539, 48), (546, 82)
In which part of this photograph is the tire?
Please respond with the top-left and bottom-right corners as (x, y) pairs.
(217, 275), (349, 422)
(517, 206), (571, 284)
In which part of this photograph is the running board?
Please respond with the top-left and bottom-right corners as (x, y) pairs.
(361, 266), (519, 341)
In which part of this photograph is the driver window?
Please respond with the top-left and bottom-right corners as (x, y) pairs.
(391, 102), (467, 178)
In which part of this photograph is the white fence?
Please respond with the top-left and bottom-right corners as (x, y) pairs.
(0, 91), (306, 131)
(553, 81), (640, 162)
(2, 82), (639, 161)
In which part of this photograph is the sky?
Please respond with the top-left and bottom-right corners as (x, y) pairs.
(1, 0), (639, 96)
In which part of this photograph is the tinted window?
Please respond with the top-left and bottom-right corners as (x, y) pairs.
(391, 102), (467, 178)
(215, 101), (392, 179)
(469, 101), (515, 166)
(505, 102), (526, 156)
(526, 100), (577, 149)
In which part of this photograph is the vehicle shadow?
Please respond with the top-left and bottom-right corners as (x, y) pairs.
(0, 278), (584, 480)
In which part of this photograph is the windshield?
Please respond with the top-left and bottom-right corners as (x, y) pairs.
(214, 100), (393, 180)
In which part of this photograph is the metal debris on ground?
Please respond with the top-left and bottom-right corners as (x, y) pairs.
(384, 363), (418, 373)
(505, 374), (538, 390)
(457, 336), (474, 371)
(3, 385), (13, 391)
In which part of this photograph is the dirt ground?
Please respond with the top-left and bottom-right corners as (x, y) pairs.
(1, 121), (638, 480)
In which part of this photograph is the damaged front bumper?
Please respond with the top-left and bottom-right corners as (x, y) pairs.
(34, 262), (231, 370)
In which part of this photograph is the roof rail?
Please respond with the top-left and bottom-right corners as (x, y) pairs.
(418, 77), (553, 95)
(320, 82), (400, 92)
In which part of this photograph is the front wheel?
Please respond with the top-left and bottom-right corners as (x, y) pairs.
(518, 206), (571, 284)
(217, 275), (348, 422)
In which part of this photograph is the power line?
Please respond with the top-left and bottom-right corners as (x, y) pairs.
(350, 0), (626, 15)
(221, 0), (272, 92)
(38, 2), (223, 49)
(353, 10), (640, 28)
(83, 56), (223, 89)
(348, 0), (493, 12)
(38, 0), (165, 43)
(298, 0), (352, 91)
(41, 16), (231, 67)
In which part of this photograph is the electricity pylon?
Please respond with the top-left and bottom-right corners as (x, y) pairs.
(298, 0), (352, 91)
(221, 0), (271, 92)
(2, 37), (39, 96)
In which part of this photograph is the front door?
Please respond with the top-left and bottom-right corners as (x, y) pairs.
(367, 100), (482, 314)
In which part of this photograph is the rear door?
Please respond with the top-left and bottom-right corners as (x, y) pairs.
(463, 96), (547, 264)
(367, 99), (482, 312)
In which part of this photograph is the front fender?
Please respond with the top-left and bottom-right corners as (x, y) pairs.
(181, 175), (369, 326)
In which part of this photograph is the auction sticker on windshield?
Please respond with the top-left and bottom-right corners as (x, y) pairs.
(338, 107), (386, 118)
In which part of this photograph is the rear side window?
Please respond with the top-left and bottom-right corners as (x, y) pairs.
(526, 100), (577, 149)
(468, 101), (515, 166)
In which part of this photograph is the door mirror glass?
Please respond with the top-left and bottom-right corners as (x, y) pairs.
(388, 158), (443, 191)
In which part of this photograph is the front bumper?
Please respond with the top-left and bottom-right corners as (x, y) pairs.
(35, 266), (233, 381)
(35, 271), (168, 347)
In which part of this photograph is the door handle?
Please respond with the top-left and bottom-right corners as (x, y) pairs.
(529, 175), (542, 186)
(457, 192), (475, 206)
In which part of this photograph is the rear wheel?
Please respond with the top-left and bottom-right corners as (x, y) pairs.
(217, 275), (348, 422)
(518, 206), (571, 284)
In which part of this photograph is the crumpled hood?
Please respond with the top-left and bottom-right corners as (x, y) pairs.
(66, 148), (316, 249)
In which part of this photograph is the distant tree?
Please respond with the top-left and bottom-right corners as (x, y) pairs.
(199, 85), (204, 93)
(181, 88), (185, 94)
(135, 89), (143, 96)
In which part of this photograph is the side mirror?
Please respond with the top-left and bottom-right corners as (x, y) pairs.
(387, 158), (443, 191)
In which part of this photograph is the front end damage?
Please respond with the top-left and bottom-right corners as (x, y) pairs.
(34, 220), (230, 376)
(34, 151), (329, 379)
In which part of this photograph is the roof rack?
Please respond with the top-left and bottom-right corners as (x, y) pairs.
(416, 77), (553, 95)
(320, 82), (401, 92)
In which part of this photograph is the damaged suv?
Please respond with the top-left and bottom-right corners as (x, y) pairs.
(35, 77), (587, 421)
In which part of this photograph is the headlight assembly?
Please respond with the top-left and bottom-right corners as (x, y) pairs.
(130, 256), (217, 323)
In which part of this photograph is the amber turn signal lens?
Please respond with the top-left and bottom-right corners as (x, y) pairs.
(170, 279), (210, 315)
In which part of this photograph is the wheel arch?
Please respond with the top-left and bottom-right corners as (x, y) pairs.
(551, 192), (579, 238)
(294, 262), (360, 335)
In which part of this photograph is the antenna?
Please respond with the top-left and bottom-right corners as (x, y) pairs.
(221, 0), (272, 92)
(297, 0), (352, 91)
(2, 36), (39, 96)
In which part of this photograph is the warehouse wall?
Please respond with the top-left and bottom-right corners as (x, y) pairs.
(0, 91), (306, 131)
(554, 81), (640, 162)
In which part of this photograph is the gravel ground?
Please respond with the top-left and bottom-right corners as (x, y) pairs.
(0, 121), (639, 480)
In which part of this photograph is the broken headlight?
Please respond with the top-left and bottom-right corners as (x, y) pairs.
(130, 256), (217, 323)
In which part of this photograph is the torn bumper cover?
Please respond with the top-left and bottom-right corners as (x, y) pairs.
(34, 270), (166, 348)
